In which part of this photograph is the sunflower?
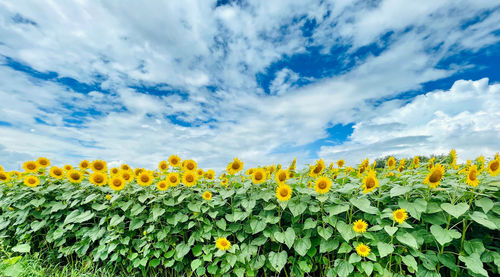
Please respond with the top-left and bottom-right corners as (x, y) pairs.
(387, 157), (396, 170)
(0, 165), (3, 171)
(23, 161), (39, 173)
(314, 176), (332, 194)
(202, 191), (212, 200)
(67, 170), (84, 183)
(24, 176), (40, 188)
(398, 159), (406, 172)
(10, 171), (21, 180)
(204, 169), (215, 180)
(36, 157), (50, 168)
(157, 180), (169, 191)
(465, 165), (479, 187)
(105, 194), (112, 200)
(137, 171), (154, 186)
(215, 238), (231, 251)
(356, 243), (370, 257)
(196, 168), (204, 178)
(168, 155), (181, 167)
(120, 164), (131, 171)
(252, 168), (267, 184)
(89, 172), (107, 186)
(49, 166), (64, 179)
(450, 149), (457, 164)
(109, 176), (126, 191)
(0, 171), (10, 182)
(276, 184), (292, 201)
(352, 219), (368, 233)
(158, 160), (169, 171)
(79, 160), (90, 169)
(120, 170), (133, 183)
(134, 168), (144, 177)
(226, 157), (243, 175)
(412, 156), (420, 169)
(245, 168), (254, 175)
(165, 172), (180, 187)
(275, 169), (288, 185)
(337, 159), (345, 168)
(182, 171), (197, 187)
(63, 164), (73, 171)
(487, 158), (500, 176)
(109, 167), (120, 176)
(309, 159), (325, 177)
(361, 170), (379, 194)
(220, 177), (229, 186)
(91, 160), (107, 172)
(182, 159), (197, 172)
(393, 208), (408, 224)
(424, 164), (445, 188)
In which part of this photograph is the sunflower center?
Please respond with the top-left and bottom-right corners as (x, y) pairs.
(40, 160), (47, 166)
(357, 223), (364, 229)
(82, 162), (88, 167)
(113, 179), (121, 186)
(171, 159), (178, 165)
(318, 180), (327, 189)
(388, 160), (394, 166)
(232, 162), (240, 170)
(94, 175), (104, 183)
(220, 241), (227, 247)
(54, 169), (62, 176)
(159, 182), (167, 189)
(187, 163), (195, 170)
(279, 173), (286, 182)
(254, 172), (263, 180)
(313, 166), (322, 174)
(429, 170), (442, 183)
(141, 175), (149, 182)
(94, 163), (103, 170)
(27, 163), (36, 170)
(170, 176), (177, 182)
(359, 167), (366, 174)
(491, 161), (499, 171)
(70, 172), (80, 180)
(186, 175), (194, 182)
(366, 177), (375, 189)
(468, 170), (477, 181)
(396, 211), (404, 219)
(0, 174), (6, 180)
(28, 178), (36, 184)
(279, 188), (288, 197)
(161, 164), (167, 169)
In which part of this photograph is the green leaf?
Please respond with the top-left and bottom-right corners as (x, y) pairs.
(187, 202), (201, 213)
(31, 220), (46, 232)
(274, 232), (285, 243)
(402, 255), (418, 273)
(438, 253), (458, 272)
(430, 225), (461, 246)
(284, 227), (295, 249)
(175, 243), (191, 259)
(130, 204), (145, 216)
(398, 198), (427, 220)
(338, 242), (352, 254)
(464, 240), (485, 256)
(384, 226), (398, 236)
(216, 218), (226, 230)
(149, 259), (160, 268)
(390, 186), (412, 197)
(63, 210), (80, 225)
(325, 204), (349, 215)
(476, 198), (494, 214)
(337, 260), (354, 277)
(349, 198), (378, 214)
(151, 207), (165, 221)
(73, 210), (94, 223)
(129, 218), (144, 230)
(12, 243), (30, 253)
(241, 199), (256, 212)
(303, 218), (317, 230)
(361, 262), (373, 276)
(250, 220), (266, 234)
(320, 239), (339, 253)
(191, 259), (202, 271)
(336, 221), (355, 242)
(396, 232), (418, 249)
(268, 251), (287, 272)
(288, 201), (307, 217)
(470, 211), (497, 229)
(298, 260), (311, 273)
(348, 253), (361, 263)
(317, 226), (333, 240)
(377, 242), (394, 258)
(440, 203), (469, 219)
(459, 253), (488, 277)
(294, 238), (311, 256)
(109, 215), (125, 227)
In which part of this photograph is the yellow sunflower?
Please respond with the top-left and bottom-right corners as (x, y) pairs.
(36, 157), (50, 168)
(63, 164), (73, 171)
(109, 167), (120, 176)
(424, 164), (445, 188)
(487, 158), (500, 176)
(24, 175), (40, 188)
(79, 160), (90, 169)
(361, 170), (379, 194)
(356, 243), (370, 257)
(134, 168), (144, 177)
(227, 157), (244, 175)
(465, 165), (479, 187)
(215, 238), (231, 251)
(137, 171), (154, 186)
(352, 219), (368, 233)
(412, 156), (420, 169)
(275, 169), (288, 185)
(309, 159), (325, 177)
(109, 176), (126, 191)
(157, 180), (169, 191)
(49, 166), (64, 179)
(314, 176), (332, 194)
(202, 191), (212, 200)
(245, 168), (254, 175)
(166, 172), (180, 187)
(387, 156), (396, 170)
(121, 164), (131, 171)
(220, 177), (229, 186)
(182, 171), (197, 187)
(0, 171), (10, 182)
(252, 168), (267, 184)
(10, 171), (21, 180)
(89, 172), (108, 186)
(158, 160), (169, 171)
(393, 208), (408, 224)
(182, 159), (197, 172)
(276, 184), (292, 201)
(120, 170), (133, 183)
(67, 170), (84, 183)
(23, 161), (39, 173)
(90, 160), (107, 172)
(337, 159), (345, 168)
(0, 165), (3, 171)
(168, 155), (181, 167)
(105, 194), (112, 200)
(196, 168), (204, 178)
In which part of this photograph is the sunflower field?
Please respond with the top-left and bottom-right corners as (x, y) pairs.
(0, 151), (500, 276)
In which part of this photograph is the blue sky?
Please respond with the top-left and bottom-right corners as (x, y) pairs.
(0, 0), (499, 171)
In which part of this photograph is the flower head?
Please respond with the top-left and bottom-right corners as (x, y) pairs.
(353, 219), (368, 233)
(393, 208), (408, 224)
(216, 238), (231, 251)
(356, 243), (370, 257)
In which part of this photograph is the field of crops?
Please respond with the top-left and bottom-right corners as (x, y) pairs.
(0, 151), (499, 276)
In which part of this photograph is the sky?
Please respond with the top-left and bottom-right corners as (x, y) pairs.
(0, 0), (500, 171)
